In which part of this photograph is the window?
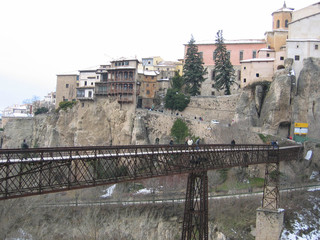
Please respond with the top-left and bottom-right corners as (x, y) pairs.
(84, 81), (87, 86)
(295, 55), (300, 61)
(296, 45), (299, 48)
(148, 61), (151, 64)
(280, 56), (284, 60)
(239, 51), (244, 61)
(244, 66), (246, 70)
(151, 76), (154, 79)
(277, 20), (280, 28)
(267, 53), (270, 57)
(256, 73), (260, 77)
(66, 84), (69, 88)
(227, 51), (231, 59)
(97, 76), (99, 79)
(211, 92), (215, 96)
(199, 52), (203, 60)
(252, 50), (257, 59)
(212, 84), (215, 88)
(211, 70), (215, 80)
(285, 19), (289, 28)
(315, 45), (319, 50)
(146, 68), (148, 70)
(243, 78), (246, 83)
(146, 90), (150, 94)
(238, 70), (241, 81)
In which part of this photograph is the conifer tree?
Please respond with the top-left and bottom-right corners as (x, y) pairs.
(183, 35), (207, 96)
(213, 30), (235, 95)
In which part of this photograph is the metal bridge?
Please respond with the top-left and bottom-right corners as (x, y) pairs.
(0, 144), (303, 240)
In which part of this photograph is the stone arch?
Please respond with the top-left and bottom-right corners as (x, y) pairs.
(277, 65), (285, 70)
(278, 121), (291, 138)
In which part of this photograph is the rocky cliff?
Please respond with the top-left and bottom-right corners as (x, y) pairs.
(2, 98), (136, 148)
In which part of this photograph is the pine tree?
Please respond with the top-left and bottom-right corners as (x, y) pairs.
(213, 30), (235, 95)
(183, 35), (207, 96)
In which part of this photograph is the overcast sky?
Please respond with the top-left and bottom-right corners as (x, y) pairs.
(0, 0), (317, 110)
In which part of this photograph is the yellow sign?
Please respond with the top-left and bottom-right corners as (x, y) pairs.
(294, 123), (308, 128)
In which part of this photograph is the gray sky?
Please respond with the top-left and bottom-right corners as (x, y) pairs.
(0, 0), (317, 110)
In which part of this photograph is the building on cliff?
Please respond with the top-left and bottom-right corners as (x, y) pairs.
(55, 72), (79, 108)
(95, 58), (139, 104)
(77, 66), (107, 102)
(286, 2), (320, 78)
(184, 39), (266, 96)
(137, 70), (159, 109)
(240, 2), (320, 89)
(187, 2), (319, 93)
(240, 2), (293, 88)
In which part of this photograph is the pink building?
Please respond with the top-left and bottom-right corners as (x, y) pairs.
(185, 39), (266, 96)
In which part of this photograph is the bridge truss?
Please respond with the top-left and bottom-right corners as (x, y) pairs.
(0, 144), (303, 239)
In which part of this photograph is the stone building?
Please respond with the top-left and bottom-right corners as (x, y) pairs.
(55, 72), (78, 108)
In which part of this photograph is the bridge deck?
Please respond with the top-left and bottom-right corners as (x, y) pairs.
(0, 144), (303, 200)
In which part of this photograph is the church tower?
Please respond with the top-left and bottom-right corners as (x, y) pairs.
(272, 1), (294, 30)
(265, 2), (294, 52)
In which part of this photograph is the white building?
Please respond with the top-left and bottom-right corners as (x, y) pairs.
(3, 104), (33, 117)
(76, 66), (101, 101)
(287, 2), (320, 77)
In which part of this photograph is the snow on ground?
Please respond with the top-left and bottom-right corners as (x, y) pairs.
(134, 188), (162, 195)
(134, 188), (154, 195)
(281, 191), (320, 240)
(6, 228), (33, 240)
(100, 184), (116, 198)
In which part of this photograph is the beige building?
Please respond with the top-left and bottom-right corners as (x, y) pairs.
(240, 3), (293, 88)
(55, 73), (79, 108)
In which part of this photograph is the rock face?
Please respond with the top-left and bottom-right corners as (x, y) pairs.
(2, 98), (136, 148)
(259, 68), (292, 134)
(292, 58), (320, 139)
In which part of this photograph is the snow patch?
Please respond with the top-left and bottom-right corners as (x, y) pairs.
(305, 150), (312, 160)
(101, 184), (116, 198)
(308, 186), (320, 192)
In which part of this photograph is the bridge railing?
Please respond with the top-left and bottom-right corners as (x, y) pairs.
(0, 144), (303, 200)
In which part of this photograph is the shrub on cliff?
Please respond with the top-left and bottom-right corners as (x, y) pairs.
(171, 119), (189, 144)
(34, 107), (49, 115)
(56, 100), (77, 112)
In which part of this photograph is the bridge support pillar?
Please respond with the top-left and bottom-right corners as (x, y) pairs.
(255, 161), (283, 240)
(255, 208), (284, 240)
(181, 171), (208, 240)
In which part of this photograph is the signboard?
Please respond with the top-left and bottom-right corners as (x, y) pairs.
(294, 122), (308, 135)
(294, 123), (308, 128)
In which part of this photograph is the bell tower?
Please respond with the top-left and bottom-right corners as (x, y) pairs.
(272, 1), (294, 30)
